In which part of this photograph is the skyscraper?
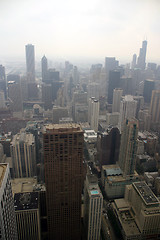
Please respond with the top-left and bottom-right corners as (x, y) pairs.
(41, 55), (48, 82)
(8, 81), (23, 112)
(0, 64), (7, 99)
(84, 174), (103, 240)
(10, 132), (36, 178)
(0, 163), (18, 239)
(118, 118), (138, 177)
(150, 90), (160, 124)
(105, 57), (119, 74)
(88, 97), (99, 132)
(112, 88), (123, 113)
(119, 95), (137, 130)
(108, 70), (120, 104)
(43, 124), (84, 240)
(131, 53), (137, 69)
(97, 127), (121, 167)
(137, 40), (147, 70)
(25, 44), (35, 82)
(143, 79), (155, 103)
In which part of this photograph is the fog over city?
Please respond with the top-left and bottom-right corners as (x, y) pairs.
(1, 1), (160, 240)
(1, 0), (160, 64)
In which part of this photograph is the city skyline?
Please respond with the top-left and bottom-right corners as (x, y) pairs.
(0, 0), (160, 64)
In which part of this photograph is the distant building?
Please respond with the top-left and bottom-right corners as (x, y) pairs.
(42, 83), (52, 110)
(52, 106), (69, 123)
(0, 163), (18, 239)
(0, 91), (6, 109)
(131, 53), (137, 69)
(137, 40), (147, 70)
(105, 57), (119, 75)
(88, 82), (100, 99)
(150, 90), (160, 125)
(0, 64), (7, 98)
(25, 44), (35, 82)
(119, 95), (137, 130)
(41, 55), (48, 82)
(84, 174), (103, 240)
(143, 79), (155, 103)
(107, 70), (120, 104)
(112, 88), (123, 113)
(8, 81), (23, 112)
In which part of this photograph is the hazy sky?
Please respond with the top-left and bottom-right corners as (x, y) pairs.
(0, 0), (160, 63)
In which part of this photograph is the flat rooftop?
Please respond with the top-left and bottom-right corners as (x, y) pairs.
(44, 123), (83, 133)
(14, 192), (39, 211)
(0, 164), (7, 187)
(102, 164), (123, 177)
(133, 182), (159, 206)
(113, 199), (141, 237)
(11, 178), (37, 195)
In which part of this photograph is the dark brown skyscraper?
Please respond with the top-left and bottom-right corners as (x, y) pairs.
(43, 124), (84, 240)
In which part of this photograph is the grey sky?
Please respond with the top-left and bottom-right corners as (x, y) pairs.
(0, 0), (160, 63)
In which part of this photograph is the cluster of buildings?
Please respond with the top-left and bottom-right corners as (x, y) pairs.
(0, 40), (160, 240)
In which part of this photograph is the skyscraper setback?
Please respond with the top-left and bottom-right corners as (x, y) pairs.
(25, 44), (35, 82)
(43, 124), (84, 240)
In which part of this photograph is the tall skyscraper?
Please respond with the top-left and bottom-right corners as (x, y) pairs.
(112, 88), (123, 112)
(131, 53), (137, 69)
(25, 44), (35, 82)
(150, 90), (160, 124)
(43, 124), (84, 240)
(84, 174), (103, 240)
(137, 40), (147, 70)
(119, 95), (137, 130)
(108, 70), (120, 104)
(118, 118), (138, 177)
(0, 163), (18, 239)
(41, 55), (48, 82)
(88, 97), (99, 132)
(10, 132), (36, 178)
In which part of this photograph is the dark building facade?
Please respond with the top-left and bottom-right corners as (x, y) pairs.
(143, 79), (155, 103)
(108, 70), (120, 104)
(97, 127), (121, 167)
(43, 124), (84, 240)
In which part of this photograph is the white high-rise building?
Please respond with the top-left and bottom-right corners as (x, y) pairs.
(0, 163), (18, 240)
(88, 97), (99, 132)
(84, 174), (103, 240)
(112, 88), (123, 113)
(119, 95), (137, 131)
